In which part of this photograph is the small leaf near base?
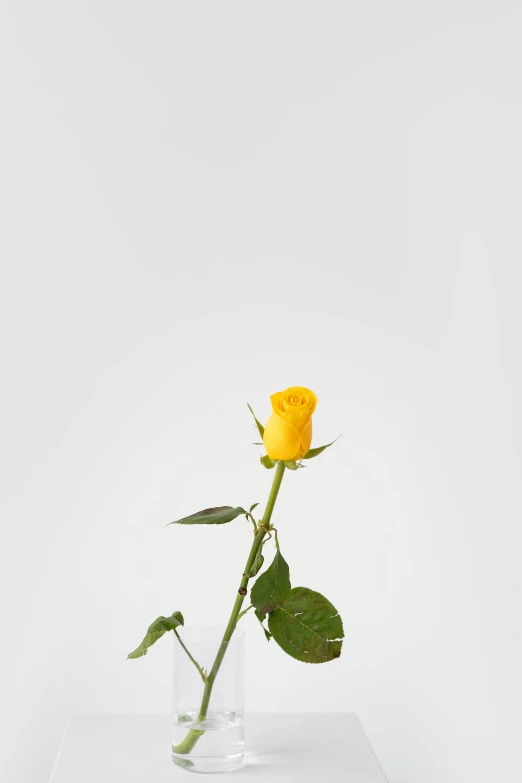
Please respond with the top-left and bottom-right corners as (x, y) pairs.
(127, 611), (184, 659)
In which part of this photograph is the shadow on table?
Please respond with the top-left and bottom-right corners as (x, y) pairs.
(242, 738), (315, 776)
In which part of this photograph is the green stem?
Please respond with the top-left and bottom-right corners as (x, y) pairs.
(172, 462), (286, 756)
(173, 629), (207, 683)
(236, 605), (253, 623)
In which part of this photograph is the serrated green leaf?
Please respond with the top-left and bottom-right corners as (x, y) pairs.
(260, 455), (276, 469)
(268, 587), (343, 664)
(247, 403), (265, 438)
(168, 506), (246, 526)
(127, 611), (184, 659)
(251, 549), (291, 615)
(303, 436), (340, 460)
(255, 608), (272, 641)
(248, 549), (264, 577)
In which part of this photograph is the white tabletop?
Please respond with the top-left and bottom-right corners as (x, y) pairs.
(49, 713), (387, 782)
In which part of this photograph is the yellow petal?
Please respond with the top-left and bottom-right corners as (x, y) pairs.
(263, 412), (301, 461)
(298, 417), (313, 458)
(270, 386), (317, 432)
(281, 386), (317, 415)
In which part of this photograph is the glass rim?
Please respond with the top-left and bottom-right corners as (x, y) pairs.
(174, 625), (246, 643)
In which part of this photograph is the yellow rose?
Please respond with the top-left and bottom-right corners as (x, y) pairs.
(263, 386), (318, 461)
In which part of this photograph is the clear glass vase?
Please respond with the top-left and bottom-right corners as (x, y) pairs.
(171, 626), (245, 773)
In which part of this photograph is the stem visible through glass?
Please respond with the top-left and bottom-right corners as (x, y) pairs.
(172, 461), (286, 755)
(173, 629), (207, 683)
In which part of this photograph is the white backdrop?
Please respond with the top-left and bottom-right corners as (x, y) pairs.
(2, 2), (522, 782)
